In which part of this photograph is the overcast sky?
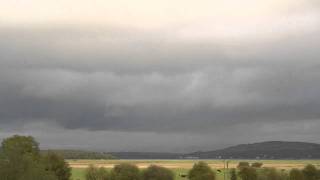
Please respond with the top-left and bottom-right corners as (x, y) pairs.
(0, 0), (320, 152)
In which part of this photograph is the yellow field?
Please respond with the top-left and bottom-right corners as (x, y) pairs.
(68, 159), (320, 170)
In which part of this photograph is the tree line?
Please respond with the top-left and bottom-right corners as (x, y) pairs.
(1, 135), (320, 180)
(84, 161), (215, 180)
(41, 150), (116, 160)
(84, 161), (320, 180)
(235, 161), (320, 180)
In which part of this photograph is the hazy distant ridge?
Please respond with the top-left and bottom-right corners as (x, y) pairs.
(109, 141), (320, 159)
(185, 141), (320, 159)
(41, 150), (116, 159)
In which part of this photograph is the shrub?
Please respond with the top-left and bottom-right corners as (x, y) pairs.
(259, 168), (287, 180)
(188, 161), (216, 180)
(238, 162), (250, 169)
(142, 165), (174, 180)
(251, 162), (263, 168)
(110, 163), (141, 180)
(238, 167), (257, 180)
(85, 165), (109, 180)
(289, 169), (304, 180)
(302, 164), (318, 180)
(230, 168), (237, 180)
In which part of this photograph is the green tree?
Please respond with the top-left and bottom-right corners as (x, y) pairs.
(85, 165), (109, 180)
(238, 167), (257, 180)
(188, 162), (216, 180)
(230, 168), (237, 180)
(1, 135), (40, 160)
(43, 152), (71, 180)
(110, 163), (141, 180)
(302, 164), (318, 180)
(289, 169), (304, 180)
(19, 158), (57, 180)
(0, 135), (57, 180)
(142, 165), (174, 180)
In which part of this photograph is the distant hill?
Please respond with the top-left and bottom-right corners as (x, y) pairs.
(109, 152), (182, 159)
(185, 141), (320, 159)
(41, 141), (320, 159)
(41, 150), (116, 159)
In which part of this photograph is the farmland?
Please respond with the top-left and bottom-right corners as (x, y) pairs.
(69, 159), (320, 180)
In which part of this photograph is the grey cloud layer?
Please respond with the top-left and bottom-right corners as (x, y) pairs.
(1, 24), (320, 135)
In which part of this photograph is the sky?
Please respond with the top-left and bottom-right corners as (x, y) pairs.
(0, 0), (320, 152)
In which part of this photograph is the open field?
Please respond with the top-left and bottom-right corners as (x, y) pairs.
(69, 159), (320, 180)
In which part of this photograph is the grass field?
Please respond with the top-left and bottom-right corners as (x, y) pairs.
(69, 159), (320, 180)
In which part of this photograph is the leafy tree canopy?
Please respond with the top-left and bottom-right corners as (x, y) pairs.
(188, 162), (216, 180)
(142, 165), (174, 180)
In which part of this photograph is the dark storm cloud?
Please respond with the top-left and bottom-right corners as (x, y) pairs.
(1, 24), (320, 136)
